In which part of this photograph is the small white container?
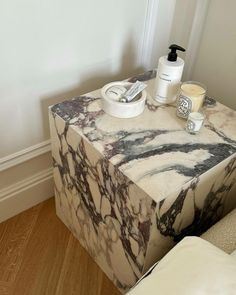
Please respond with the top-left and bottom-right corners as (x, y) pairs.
(101, 82), (147, 118)
(186, 112), (204, 134)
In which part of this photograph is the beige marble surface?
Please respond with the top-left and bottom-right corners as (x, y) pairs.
(49, 70), (236, 293)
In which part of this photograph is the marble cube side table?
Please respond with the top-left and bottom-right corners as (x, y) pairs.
(49, 71), (236, 293)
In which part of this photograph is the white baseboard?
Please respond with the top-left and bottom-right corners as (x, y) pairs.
(0, 140), (51, 172)
(0, 139), (54, 222)
(0, 168), (54, 223)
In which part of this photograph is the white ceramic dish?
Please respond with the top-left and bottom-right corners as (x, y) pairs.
(101, 81), (147, 118)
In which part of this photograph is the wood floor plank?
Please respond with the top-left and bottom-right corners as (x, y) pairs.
(0, 203), (42, 286)
(55, 234), (104, 295)
(100, 275), (121, 295)
(0, 198), (121, 295)
(11, 198), (71, 295)
(0, 281), (11, 295)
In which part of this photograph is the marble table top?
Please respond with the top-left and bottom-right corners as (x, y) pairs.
(51, 70), (236, 204)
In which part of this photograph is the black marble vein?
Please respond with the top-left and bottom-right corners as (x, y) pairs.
(116, 141), (236, 178)
(51, 96), (104, 125)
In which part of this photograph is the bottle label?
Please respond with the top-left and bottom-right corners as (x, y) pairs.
(176, 95), (192, 118)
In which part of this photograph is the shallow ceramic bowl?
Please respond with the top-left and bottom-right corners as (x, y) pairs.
(101, 81), (147, 118)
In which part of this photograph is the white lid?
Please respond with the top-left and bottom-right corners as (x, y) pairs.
(189, 112), (204, 120)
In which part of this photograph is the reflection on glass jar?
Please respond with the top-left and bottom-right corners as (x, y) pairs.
(176, 81), (206, 119)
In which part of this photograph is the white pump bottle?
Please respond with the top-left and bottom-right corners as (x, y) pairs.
(154, 44), (185, 104)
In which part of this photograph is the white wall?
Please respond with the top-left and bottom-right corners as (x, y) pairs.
(6, 0), (233, 221)
(170, 0), (197, 48)
(169, 0), (197, 62)
(0, 0), (148, 220)
(0, 0), (148, 157)
(142, 0), (177, 69)
(191, 0), (236, 110)
(0, 0), (179, 221)
(4, 0), (235, 221)
(165, 0), (236, 110)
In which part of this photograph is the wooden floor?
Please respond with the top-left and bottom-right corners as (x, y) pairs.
(0, 198), (121, 295)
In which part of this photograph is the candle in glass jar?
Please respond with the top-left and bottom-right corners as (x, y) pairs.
(176, 81), (206, 119)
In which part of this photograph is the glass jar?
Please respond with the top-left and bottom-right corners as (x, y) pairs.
(176, 81), (206, 119)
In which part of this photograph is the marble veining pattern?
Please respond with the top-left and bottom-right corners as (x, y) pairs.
(49, 70), (236, 293)
(158, 157), (236, 238)
(50, 113), (156, 290)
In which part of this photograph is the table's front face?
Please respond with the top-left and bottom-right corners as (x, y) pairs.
(49, 113), (156, 292)
(49, 71), (236, 293)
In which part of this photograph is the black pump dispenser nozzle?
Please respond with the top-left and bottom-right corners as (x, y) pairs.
(167, 44), (185, 62)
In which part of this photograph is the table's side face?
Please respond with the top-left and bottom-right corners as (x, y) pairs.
(50, 71), (236, 204)
(144, 153), (236, 272)
(49, 110), (157, 292)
